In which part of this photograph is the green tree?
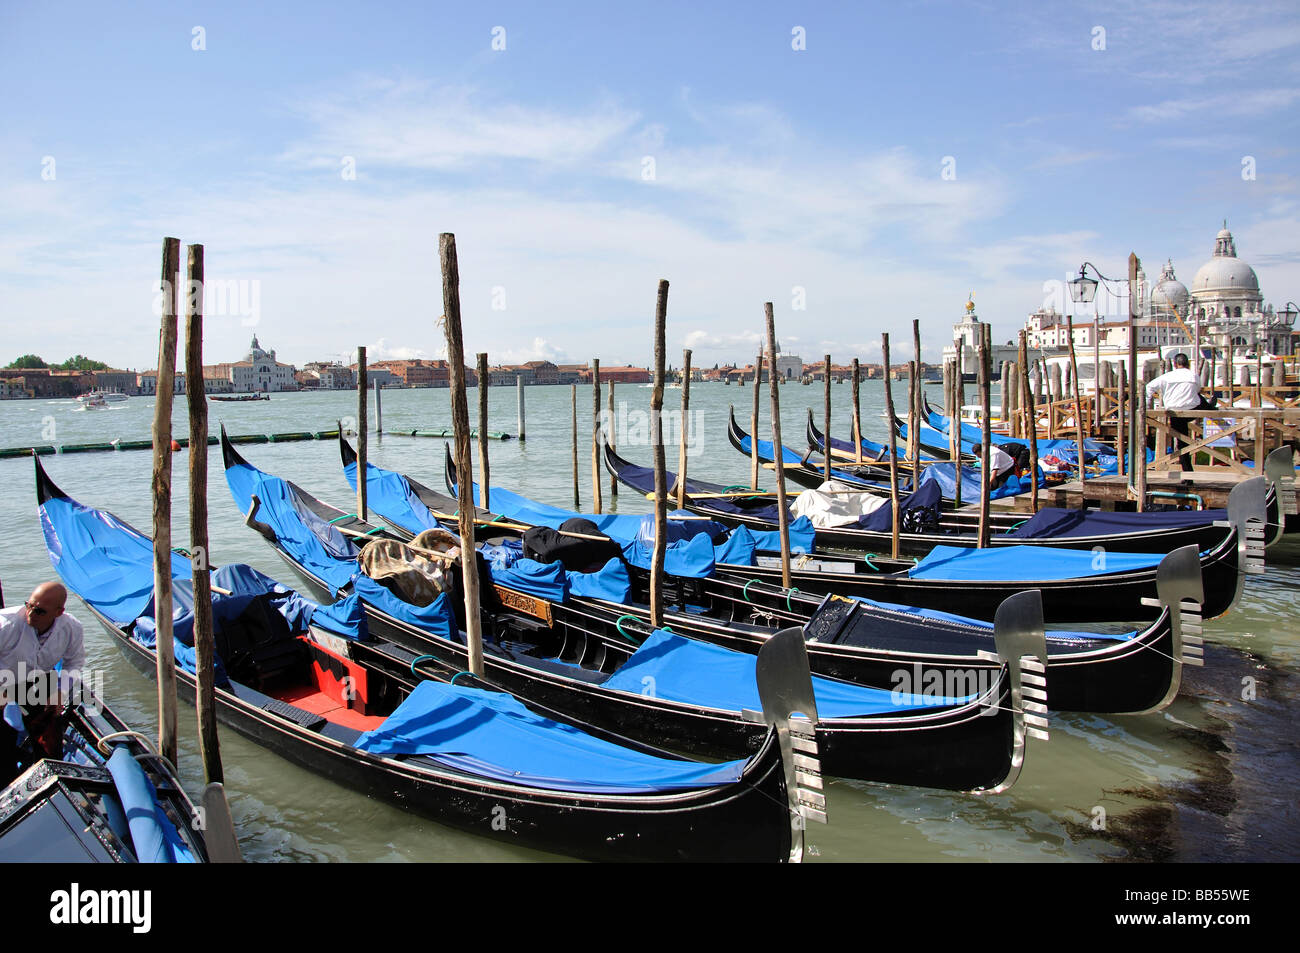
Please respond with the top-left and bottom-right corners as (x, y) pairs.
(6, 354), (46, 369)
(55, 355), (109, 371)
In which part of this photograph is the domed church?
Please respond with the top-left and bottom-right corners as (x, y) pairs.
(1142, 223), (1293, 355)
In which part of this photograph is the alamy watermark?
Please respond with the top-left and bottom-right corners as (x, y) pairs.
(152, 277), (261, 326)
(601, 403), (706, 457)
(890, 662), (998, 714)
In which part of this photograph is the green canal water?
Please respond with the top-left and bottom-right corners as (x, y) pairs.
(1, 382), (1295, 862)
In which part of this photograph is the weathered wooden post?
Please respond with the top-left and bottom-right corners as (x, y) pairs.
(183, 243), (221, 783)
(851, 358), (863, 465)
(439, 233), (483, 677)
(882, 336), (902, 559)
(516, 374), (526, 441)
(912, 319), (923, 473)
(978, 324), (992, 547)
(477, 353), (490, 512)
(823, 354), (832, 483)
(675, 349), (692, 509)
(571, 383), (579, 509)
(374, 379), (383, 435)
(1135, 386), (1148, 511)
(650, 281), (669, 627)
(151, 237), (180, 765)
(907, 364), (919, 485)
(950, 360), (962, 508)
(1127, 253), (1140, 489)
(591, 359), (602, 515)
(943, 359), (954, 419)
(750, 349), (762, 490)
(1018, 330), (1039, 515)
(356, 346), (368, 521)
(607, 378), (617, 498)
(1067, 316), (1086, 493)
(766, 304), (792, 589)
(1117, 363), (1127, 479)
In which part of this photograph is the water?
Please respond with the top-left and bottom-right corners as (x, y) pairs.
(1, 382), (1296, 862)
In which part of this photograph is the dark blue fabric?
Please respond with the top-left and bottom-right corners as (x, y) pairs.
(600, 629), (974, 714)
(621, 529), (717, 578)
(713, 525), (757, 565)
(344, 460), (444, 535)
(917, 462), (1042, 500)
(351, 574), (459, 643)
(857, 482), (943, 531)
(567, 558), (632, 602)
(732, 430), (891, 488)
(1007, 506), (1225, 540)
(105, 747), (195, 863)
(224, 461), (360, 594)
(486, 557), (568, 602)
(909, 544), (1163, 581)
(847, 595), (1135, 642)
(40, 495), (192, 625)
(354, 679), (747, 793)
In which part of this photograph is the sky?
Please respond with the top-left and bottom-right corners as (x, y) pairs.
(1, 0), (1298, 371)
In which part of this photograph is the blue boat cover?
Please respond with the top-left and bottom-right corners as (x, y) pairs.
(40, 494), (192, 625)
(344, 459), (443, 535)
(568, 558), (632, 602)
(225, 461), (360, 593)
(351, 574), (459, 643)
(600, 630), (973, 715)
(354, 679), (747, 793)
(909, 544), (1163, 581)
(1006, 506), (1224, 540)
(848, 595), (1135, 642)
(105, 747), (196, 863)
(732, 430), (891, 489)
(917, 462), (1041, 500)
(857, 482), (943, 531)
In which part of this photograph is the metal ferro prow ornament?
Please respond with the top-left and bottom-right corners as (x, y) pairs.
(976, 589), (1049, 795)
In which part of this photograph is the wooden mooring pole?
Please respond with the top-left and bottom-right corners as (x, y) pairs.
(650, 281), (669, 627)
(183, 243), (222, 783)
(851, 358), (863, 465)
(882, 335), (901, 559)
(591, 359), (602, 515)
(439, 233), (483, 678)
(750, 349), (762, 490)
(356, 346), (368, 522)
(765, 304), (792, 589)
(823, 354), (832, 483)
(477, 353), (490, 512)
(607, 379), (617, 498)
(676, 349), (692, 509)
(151, 237), (180, 766)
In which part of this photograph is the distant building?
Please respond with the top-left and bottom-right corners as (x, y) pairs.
(302, 361), (354, 390)
(943, 297), (1019, 379)
(137, 371), (187, 395)
(204, 336), (297, 393)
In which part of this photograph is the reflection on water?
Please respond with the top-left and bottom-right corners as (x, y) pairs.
(1, 386), (1295, 862)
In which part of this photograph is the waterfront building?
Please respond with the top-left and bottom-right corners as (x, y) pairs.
(203, 336), (298, 393)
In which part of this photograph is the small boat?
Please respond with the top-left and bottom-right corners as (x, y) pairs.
(342, 435), (1207, 715)
(77, 390), (127, 406)
(211, 393), (270, 403)
(34, 457), (821, 862)
(221, 429), (1047, 794)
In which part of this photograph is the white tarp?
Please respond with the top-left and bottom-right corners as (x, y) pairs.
(790, 480), (890, 529)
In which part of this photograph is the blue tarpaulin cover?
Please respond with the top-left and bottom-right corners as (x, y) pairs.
(909, 544), (1164, 581)
(40, 494), (193, 625)
(344, 459), (443, 535)
(917, 462), (1041, 500)
(857, 482), (943, 531)
(1006, 506), (1224, 540)
(353, 679), (747, 793)
(225, 461), (359, 594)
(600, 630), (973, 714)
(848, 595), (1135, 642)
(105, 747), (196, 864)
(732, 430), (892, 488)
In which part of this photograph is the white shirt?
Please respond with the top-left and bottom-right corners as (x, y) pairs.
(1145, 368), (1201, 410)
(988, 445), (1015, 477)
(0, 606), (85, 696)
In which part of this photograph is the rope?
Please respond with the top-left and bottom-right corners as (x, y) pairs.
(409, 654), (438, 677)
(614, 615), (645, 644)
(786, 587), (801, 612)
(743, 579), (758, 602)
(328, 514), (357, 524)
(450, 671), (475, 685)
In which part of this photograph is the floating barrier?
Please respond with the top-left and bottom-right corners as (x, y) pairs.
(387, 428), (513, 441)
(0, 429), (353, 458)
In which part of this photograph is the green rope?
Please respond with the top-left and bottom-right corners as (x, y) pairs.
(1008, 519), (1028, 529)
(863, 555), (877, 571)
(743, 579), (758, 602)
(786, 587), (801, 612)
(328, 514), (357, 524)
(614, 614), (645, 645)
(361, 526), (386, 536)
(409, 654), (437, 677)
(449, 671), (474, 685)
(171, 547), (191, 558)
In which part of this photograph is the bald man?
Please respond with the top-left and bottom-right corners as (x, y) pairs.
(0, 581), (85, 698)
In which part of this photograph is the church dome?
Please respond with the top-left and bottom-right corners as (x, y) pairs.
(1150, 259), (1190, 313)
(1191, 224), (1259, 296)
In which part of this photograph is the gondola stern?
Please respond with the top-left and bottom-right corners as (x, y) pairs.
(33, 452), (69, 506)
(1227, 476), (1267, 580)
(977, 589), (1049, 795)
(748, 627), (826, 863)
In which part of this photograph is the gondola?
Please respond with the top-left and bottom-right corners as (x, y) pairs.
(806, 407), (970, 465)
(222, 429), (1046, 793)
(0, 685), (221, 863)
(804, 408), (1251, 555)
(600, 434), (1262, 622)
(731, 406), (1042, 503)
(343, 436), (1206, 715)
(918, 392), (1292, 546)
(34, 456), (833, 863)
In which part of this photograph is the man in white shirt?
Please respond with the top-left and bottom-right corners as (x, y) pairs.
(981, 443), (1017, 489)
(1145, 354), (1208, 471)
(0, 582), (85, 776)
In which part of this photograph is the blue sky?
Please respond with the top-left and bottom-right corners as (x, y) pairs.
(2, 0), (1297, 370)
